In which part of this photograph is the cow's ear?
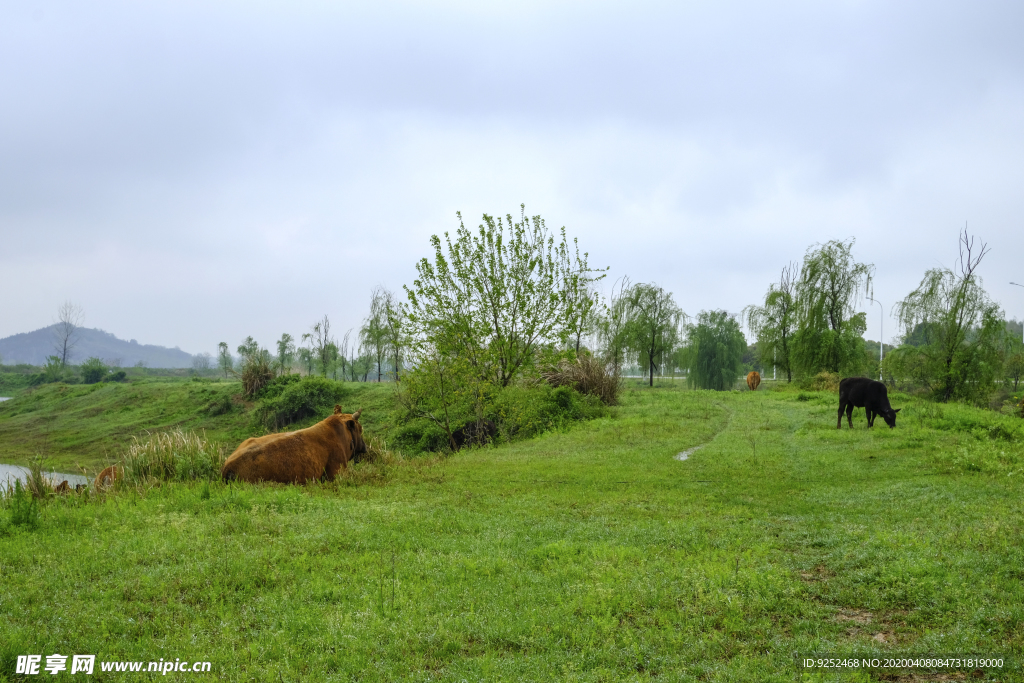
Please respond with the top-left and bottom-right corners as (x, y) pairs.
(334, 404), (343, 415)
(893, 408), (901, 414)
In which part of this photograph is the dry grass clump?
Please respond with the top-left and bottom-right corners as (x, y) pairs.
(803, 371), (841, 392)
(121, 428), (227, 485)
(542, 353), (621, 405)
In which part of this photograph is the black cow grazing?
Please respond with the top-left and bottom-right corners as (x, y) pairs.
(451, 419), (497, 450)
(837, 377), (901, 429)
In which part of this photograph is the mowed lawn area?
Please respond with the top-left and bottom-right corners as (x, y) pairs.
(2, 383), (1022, 681)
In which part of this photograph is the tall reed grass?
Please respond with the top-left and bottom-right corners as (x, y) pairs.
(121, 429), (227, 485)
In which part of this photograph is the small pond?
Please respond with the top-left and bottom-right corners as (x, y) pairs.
(0, 464), (91, 491)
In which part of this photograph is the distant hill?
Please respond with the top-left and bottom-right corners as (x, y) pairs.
(0, 325), (195, 368)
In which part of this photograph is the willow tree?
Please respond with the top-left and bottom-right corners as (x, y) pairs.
(792, 239), (873, 376)
(621, 283), (684, 386)
(893, 230), (1002, 402)
(743, 262), (798, 382)
(686, 310), (746, 391)
(597, 276), (632, 374)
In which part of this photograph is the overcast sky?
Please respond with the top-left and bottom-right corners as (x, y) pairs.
(2, 0), (1023, 357)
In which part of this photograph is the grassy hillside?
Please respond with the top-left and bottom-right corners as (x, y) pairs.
(0, 377), (396, 473)
(1, 382), (1022, 681)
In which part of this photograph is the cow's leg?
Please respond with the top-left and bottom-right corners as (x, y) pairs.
(867, 409), (875, 427)
(837, 401), (846, 429)
(323, 453), (345, 481)
(846, 404), (854, 428)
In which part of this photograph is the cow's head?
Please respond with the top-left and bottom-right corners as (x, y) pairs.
(881, 407), (901, 428)
(334, 405), (368, 461)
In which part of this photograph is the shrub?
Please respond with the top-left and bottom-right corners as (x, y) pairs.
(121, 429), (227, 484)
(80, 357), (107, 384)
(542, 353), (621, 405)
(253, 376), (346, 429)
(103, 370), (127, 383)
(205, 394), (236, 416)
(391, 419), (452, 453)
(802, 371), (840, 392)
(491, 384), (606, 443)
(254, 372), (302, 401)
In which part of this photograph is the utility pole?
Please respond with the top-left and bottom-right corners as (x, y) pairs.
(868, 297), (883, 382)
(1011, 283), (1024, 344)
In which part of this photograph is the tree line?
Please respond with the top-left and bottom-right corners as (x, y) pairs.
(746, 229), (1023, 404)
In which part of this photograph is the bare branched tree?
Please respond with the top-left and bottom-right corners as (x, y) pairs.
(893, 229), (1002, 402)
(192, 353), (213, 373)
(53, 301), (83, 368)
(338, 329), (352, 381)
(302, 315), (335, 377)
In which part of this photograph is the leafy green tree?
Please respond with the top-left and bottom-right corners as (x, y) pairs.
(622, 283), (684, 386)
(42, 356), (64, 383)
(686, 310), (747, 391)
(296, 346), (314, 376)
(217, 343), (233, 378)
(276, 333), (295, 374)
(381, 289), (406, 381)
(792, 239), (873, 376)
(396, 345), (475, 450)
(893, 231), (1003, 402)
(744, 262), (797, 382)
(1004, 345), (1024, 391)
(402, 206), (604, 388)
(237, 336), (259, 359)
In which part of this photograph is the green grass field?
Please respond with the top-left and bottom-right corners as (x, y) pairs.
(1, 381), (1022, 681)
(0, 378), (394, 473)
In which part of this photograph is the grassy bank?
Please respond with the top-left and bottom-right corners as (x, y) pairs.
(1, 382), (1022, 681)
(0, 378), (395, 473)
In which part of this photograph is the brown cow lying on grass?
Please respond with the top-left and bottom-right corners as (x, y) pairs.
(222, 406), (366, 484)
(746, 371), (761, 391)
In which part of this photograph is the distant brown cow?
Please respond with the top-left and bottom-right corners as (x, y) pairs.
(94, 465), (121, 489)
(221, 406), (367, 484)
(746, 371), (761, 391)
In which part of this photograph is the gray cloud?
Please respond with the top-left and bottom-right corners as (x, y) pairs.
(2, 0), (1023, 354)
